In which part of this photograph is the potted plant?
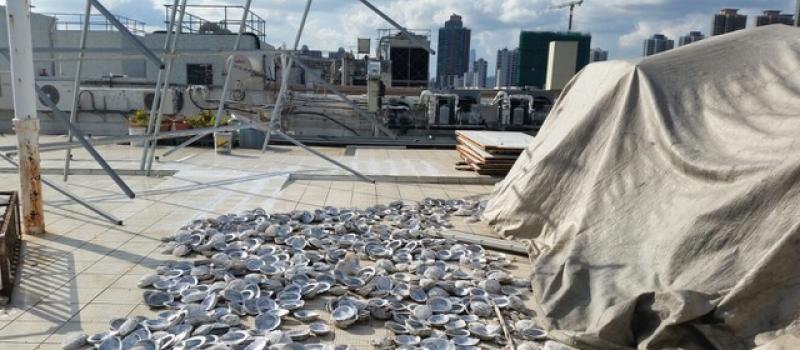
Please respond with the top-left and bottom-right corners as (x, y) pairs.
(172, 116), (192, 131)
(186, 111), (233, 154)
(128, 109), (149, 147)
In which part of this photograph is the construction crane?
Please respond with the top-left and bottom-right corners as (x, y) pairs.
(551, 0), (584, 31)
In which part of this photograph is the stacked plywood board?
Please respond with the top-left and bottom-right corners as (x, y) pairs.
(455, 130), (533, 175)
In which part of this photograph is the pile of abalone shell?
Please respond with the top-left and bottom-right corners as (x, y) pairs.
(63, 198), (548, 350)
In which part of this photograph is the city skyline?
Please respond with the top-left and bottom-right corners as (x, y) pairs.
(27, 0), (798, 77)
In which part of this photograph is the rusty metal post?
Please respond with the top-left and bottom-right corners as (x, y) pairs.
(6, 0), (46, 234)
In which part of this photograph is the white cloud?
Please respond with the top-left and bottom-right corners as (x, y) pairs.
(619, 14), (707, 48)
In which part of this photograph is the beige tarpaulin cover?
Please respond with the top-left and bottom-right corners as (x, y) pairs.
(483, 25), (800, 350)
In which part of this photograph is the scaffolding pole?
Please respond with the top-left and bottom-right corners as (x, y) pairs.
(34, 84), (136, 199)
(62, 0), (92, 182)
(233, 114), (374, 183)
(5, 0), (46, 234)
(261, 0), (313, 151)
(89, 0), (164, 69)
(143, 0), (188, 176)
(0, 154), (123, 226)
(1, 124), (251, 154)
(139, 0), (180, 171)
(158, 0), (253, 160)
(284, 50), (397, 139)
(356, 0), (435, 54)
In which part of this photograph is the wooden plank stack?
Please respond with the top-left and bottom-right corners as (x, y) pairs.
(455, 130), (533, 176)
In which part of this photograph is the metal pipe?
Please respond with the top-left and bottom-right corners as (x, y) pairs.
(283, 50), (397, 139)
(89, 0), (165, 69)
(161, 0), (253, 158)
(233, 114), (374, 183)
(34, 84), (136, 199)
(261, 50), (289, 151)
(356, 0), (435, 54)
(0, 153), (123, 226)
(211, 0), (253, 130)
(143, 0), (188, 176)
(139, 0), (180, 171)
(2, 124), (251, 154)
(273, 129), (374, 183)
(262, 0), (313, 151)
(5, 0), (46, 234)
(62, 0), (93, 182)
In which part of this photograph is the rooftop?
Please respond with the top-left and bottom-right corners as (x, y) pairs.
(0, 136), (532, 349)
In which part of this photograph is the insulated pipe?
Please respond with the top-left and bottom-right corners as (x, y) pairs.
(62, 0), (93, 182)
(509, 94), (535, 112)
(5, 0), (46, 234)
(490, 91), (508, 106)
(419, 90), (433, 104)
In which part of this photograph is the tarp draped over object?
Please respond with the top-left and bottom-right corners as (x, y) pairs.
(483, 25), (800, 350)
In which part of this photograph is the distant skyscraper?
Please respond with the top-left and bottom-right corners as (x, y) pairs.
(756, 10), (794, 26)
(678, 31), (705, 46)
(436, 14), (471, 86)
(468, 49), (476, 72)
(589, 48), (608, 62)
(474, 58), (488, 88)
(643, 34), (674, 56)
(496, 48), (519, 87)
(712, 9), (747, 36)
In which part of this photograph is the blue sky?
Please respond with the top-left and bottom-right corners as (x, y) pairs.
(27, 0), (797, 76)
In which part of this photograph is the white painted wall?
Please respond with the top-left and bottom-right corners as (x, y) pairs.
(545, 41), (578, 91)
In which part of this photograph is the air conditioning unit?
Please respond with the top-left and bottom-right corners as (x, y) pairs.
(35, 81), (76, 111)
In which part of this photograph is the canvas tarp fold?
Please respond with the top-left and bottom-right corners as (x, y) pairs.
(483, 25), (800, 349)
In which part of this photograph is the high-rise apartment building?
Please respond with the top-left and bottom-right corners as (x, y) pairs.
(436, 14), (471, 86)
(474, 58), (487, 88)
(643, 34), (674, 56)
(712, 9), (747, 35)
(678, 31), (705, 46)
(496, 48), (519, 88)
(756, 10), (794, 26)
(589, 48), (608, 62)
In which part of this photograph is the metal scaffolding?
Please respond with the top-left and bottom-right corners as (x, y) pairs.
(2, 0), (434, 227)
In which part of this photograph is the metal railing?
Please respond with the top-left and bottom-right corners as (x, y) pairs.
(0, 191), (21, 305)
(46, 13), (147, 35)
(163, 4), (267, 43)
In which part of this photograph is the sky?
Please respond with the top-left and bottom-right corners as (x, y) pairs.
(26, 0), (798, 77)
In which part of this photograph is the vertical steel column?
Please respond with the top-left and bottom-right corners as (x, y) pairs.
(261, 0), (312, 151)
(143, 0), (188, 175)
(62, 0), (93, 181)
(6, 0), (46, 234)
(161, 0), (253, 158)
(139, 0), (180, 171)
(796, 0), (800, 27)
